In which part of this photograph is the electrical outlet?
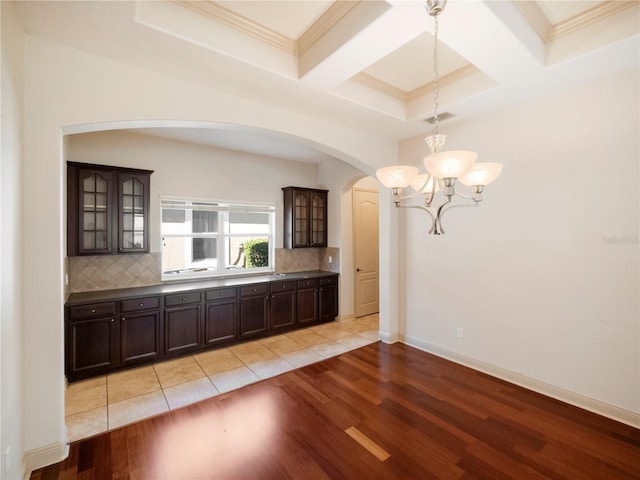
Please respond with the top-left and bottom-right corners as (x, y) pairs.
(456, 328), (463, 338)
(328, 256), (333, 264)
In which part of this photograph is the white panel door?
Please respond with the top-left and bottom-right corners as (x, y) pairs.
(353, 188), (379, 317)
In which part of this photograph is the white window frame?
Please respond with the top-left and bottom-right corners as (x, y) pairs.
(160, 196), (275, 281)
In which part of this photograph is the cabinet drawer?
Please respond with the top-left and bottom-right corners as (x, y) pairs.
(240, 284), (269, 297)
(297, 278), (318, 289)
(270, 281), (296, 293)
(205, 288), (237, 302)
(120, 296), (160, 313)
(69, 302), (116, 321)
(319, 276), (338, 287)
(165, 292), (202, 307)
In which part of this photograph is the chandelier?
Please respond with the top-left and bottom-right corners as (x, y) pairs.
(375, 0), (503, 235)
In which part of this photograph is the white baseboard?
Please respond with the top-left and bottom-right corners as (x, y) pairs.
(22, 440), (69, 479)
(402, 334), (640, 428)
(379, 331), (399, 344)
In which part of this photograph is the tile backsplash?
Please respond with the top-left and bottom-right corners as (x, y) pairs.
(68, 253), (162, 293)
(68, 248), (340, 293)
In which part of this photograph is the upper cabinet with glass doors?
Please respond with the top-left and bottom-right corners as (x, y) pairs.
(67, 162), (153, 256)
(282, 187), (328, 248)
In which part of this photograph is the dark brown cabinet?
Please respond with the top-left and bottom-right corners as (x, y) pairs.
(119, 297), (161, 364)
(239, 284), (269, 338)
(66, 303), (118, 377)
(164, 293), (202, 354)
(297, 278), (319, 325)
(282, 187), (328, 248)
(204, 288), (238, 346)
(67, 162), (152, 256)
(65, 272), (339, 381)
(270, 281), (296, 330)
(319, 276), (339, 322)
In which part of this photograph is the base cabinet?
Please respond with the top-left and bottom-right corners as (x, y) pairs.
(319, 276), (339, 322)
(65, 273), (339, 381)
(270, 281), (296, 330)
(66, 302), (118, 378)
(120, 296), (162, 364)
(239, 285), (269, 338)
(297, 279), (319, 325)
(205, 299), (237, 346)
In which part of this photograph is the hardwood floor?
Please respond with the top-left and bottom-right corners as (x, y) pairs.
(32, 342), (640, 479)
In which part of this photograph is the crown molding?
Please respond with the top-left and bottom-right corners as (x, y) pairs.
(407, 64), (478, 102)
(297, 1), (360, 56)
(512, 1), (551, 41)
(171, 0), (296, 54)
(515, 0), (638, 43)
(551, 0), (638, 40)
(352, 72), (407, 101)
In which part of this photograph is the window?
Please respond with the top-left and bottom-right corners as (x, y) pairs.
(161, 198), (275, 280)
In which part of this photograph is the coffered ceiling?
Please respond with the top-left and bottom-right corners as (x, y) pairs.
(15, 0), (640, 161)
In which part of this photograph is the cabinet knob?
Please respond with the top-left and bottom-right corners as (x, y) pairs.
(121, 317), (125, 321)
(91, 309), (96, 313)
(139, 303), (144, 307)
(181, 297), (186, 301)
(253, 289), (256, 292)
(108, 248), (112, 252)
(110, 318), (114, 322)
(219, 293), (224, 297)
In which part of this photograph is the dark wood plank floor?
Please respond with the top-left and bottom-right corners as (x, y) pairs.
(32, 342), (640, 479)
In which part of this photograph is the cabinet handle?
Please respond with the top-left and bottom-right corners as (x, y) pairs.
(181, 297), (186, 301)
(110, 318), (114, 322)
(198, 306), (201, 310)
(139, 303), (144, 307)
(219, 293), (224, 297)
(252, 289), (256, 292)
(91, 309), (96, 313)
(121, 317), (125, 321)
(108, 248), (112, 252)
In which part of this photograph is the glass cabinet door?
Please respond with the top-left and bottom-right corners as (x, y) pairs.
(79, 170), (112, 254)
(310, 193), (325, 246)
(294, 191), (309, 247)
(119, 174), (149, 253)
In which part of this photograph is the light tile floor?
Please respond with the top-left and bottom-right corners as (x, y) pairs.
(65, 314), (379, 442)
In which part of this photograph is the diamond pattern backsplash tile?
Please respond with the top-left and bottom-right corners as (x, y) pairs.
(68, 253), (162, 293)
(275, 247), (340, 273)
(70, 249), (339, 293)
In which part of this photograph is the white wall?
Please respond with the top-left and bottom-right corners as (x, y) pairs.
(1, 2), (25, 479)
(399, 69), (640, 420)
(21, 34), (395, 468)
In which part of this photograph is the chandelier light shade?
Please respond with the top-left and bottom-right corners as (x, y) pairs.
(458, 162), (504, 187)
(423, 150), (477, 179)
(411, 174), (440, 193)
(375, 165), (418, 189)
(373, 0), (503, 235)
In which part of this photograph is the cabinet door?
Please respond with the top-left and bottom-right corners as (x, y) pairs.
(77, 168), (115, 255)
(120, 311), (161, 364)
(292, 190), (310, 247)
(319, 278), (339, 322)
(270, 290), (296, 330)
(239, 288), (269, 339)
(164, 305), (202, 354)
(310, 191), (327, 247)
(297, 288), (318, 325)
(205, 299), (237, 346)
(67, 316), (118, 376)
(118, 172), (150, 254)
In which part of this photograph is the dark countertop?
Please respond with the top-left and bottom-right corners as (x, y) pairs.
(65, 270), (338, 307)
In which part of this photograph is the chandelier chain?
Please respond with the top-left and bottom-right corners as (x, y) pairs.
(433, 14), (440, 136)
